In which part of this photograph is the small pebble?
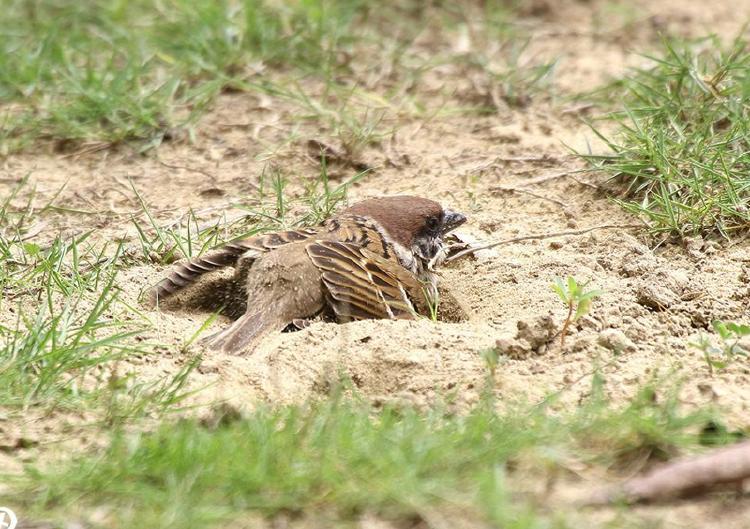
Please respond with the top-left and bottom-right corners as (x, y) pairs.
(597, 328), (637, 353)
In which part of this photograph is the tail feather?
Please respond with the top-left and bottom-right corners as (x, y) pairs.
(202, 311), (273, 354)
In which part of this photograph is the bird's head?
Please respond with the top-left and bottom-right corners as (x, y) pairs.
(344, 195), (466, 266)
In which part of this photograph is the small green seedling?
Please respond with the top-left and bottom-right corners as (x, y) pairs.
(481, 347), (500, 378)
(692, 320), (749, 374)
(551, 277), (603, 347)
(479, 347), (506, 396)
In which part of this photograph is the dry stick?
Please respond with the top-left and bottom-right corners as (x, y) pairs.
(60, 141), (112, 159)
(561, 103), (596, 115)
(567, 174), (601, 190)
(588, 440), (750, 505)
(491, 186), (568, 208)
(157, 159), (217, 181)
(490, 154), (560, 164)
(522, 170), (574, 186)
(445, 223), (645, 263)
(521, 170), (601, 190)
(471, 155), (561, 175)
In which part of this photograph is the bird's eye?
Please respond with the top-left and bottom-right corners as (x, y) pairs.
(426, 216), (440, 230)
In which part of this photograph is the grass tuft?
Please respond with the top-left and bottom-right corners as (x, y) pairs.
(0, 197), (197, 415)
(0, 0), (369, 152)
(0, 1), (556, 154)
(18, 378), (723, 528)
(580, 35), (750, 238)
(0, 271), (140, 408)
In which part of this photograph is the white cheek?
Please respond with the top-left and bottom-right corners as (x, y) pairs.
(392, 241), (417, 271)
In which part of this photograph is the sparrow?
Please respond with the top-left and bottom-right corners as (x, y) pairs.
(149, 196), (467, 353)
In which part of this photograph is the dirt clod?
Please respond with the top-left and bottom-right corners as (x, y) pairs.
(597, 328), (637, 354)
(636, 277), (680, 310)
(496, 314), (557, 359)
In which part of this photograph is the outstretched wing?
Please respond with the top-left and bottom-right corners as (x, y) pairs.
(148, 227), (319, 304)
(306, 240), (423, 321)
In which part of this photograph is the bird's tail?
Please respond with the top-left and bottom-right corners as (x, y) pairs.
(202, 310), (272, 354)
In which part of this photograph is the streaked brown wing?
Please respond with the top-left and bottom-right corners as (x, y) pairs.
(306, 240), (422, 321)
(149, 227), (320, 303)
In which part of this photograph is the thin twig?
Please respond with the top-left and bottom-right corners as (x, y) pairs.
(60, 141), (112, 159)
(561, 103), (595, 115)
(522, 170), (574, 186)
(493, 155), (559, 163)
(157, 159), (217, 181)
(470, 154), (560, 174)
(490, 186), (568, 208)
(446, 223), (645, 263)
(520, 170), (601, 190)
(567, 174), (601, 190)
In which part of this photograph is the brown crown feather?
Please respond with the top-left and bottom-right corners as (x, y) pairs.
(342, 196), (443, 248)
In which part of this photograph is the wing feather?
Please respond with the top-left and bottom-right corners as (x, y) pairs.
(149, 227), (319, 303)
(306, 240), (422, 321)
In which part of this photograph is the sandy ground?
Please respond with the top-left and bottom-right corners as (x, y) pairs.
(2, 0), (750, 527)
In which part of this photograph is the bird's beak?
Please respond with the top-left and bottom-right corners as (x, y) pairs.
(442, 209), (467, 234)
